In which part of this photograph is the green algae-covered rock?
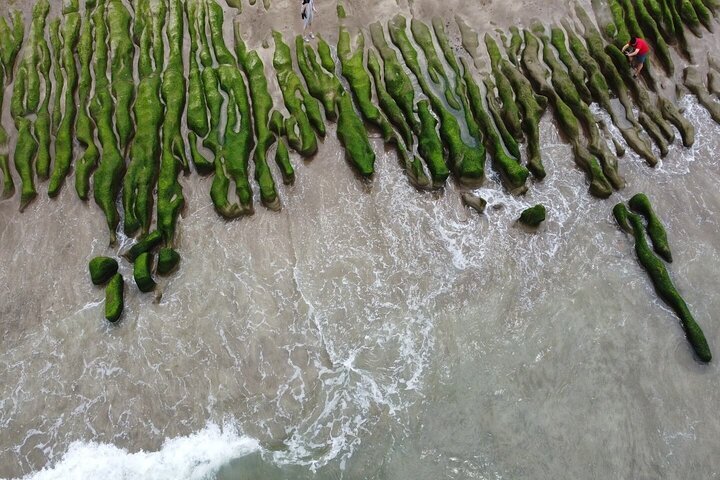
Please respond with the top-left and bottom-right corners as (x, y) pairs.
(134, 252), (156, 293)
(612, 202), (632, 233)
(274, 137), (295, 185)
(619, 206), (712, 363)
(337, 27), (394, 141)
(629, 193), (672, 263)
(105, 273), (124, 322)
(125, 230), (163, 262)
(89, 256), (119, 285)
(519, 204), (546, 227)
(336, 92), (375, 177)
(157, 248), (180, 276)
(366, 49), (414, 147)
(369, 21), (419, 133)
(417, 100), (449, 185)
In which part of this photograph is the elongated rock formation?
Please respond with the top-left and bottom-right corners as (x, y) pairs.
(210, 65), (256, 218)
(386, 16), (485, 186)
(236, 23), (281, 210)
(628, 193), (673, 263)
(462, 63), (529, 192)
(123, 0), (164, 236)
(11, 0), (49, 210)
(499, 56), (547, 178)
(185, 0), (212, 174)
(614, 204), (711, 363)
(91, 0), (126, 244)
(33, 5), (52, 183)
(48, 10), (81, 197)
(273, 31), (321, 156)
(532, 27), (624, 189)
(108, 0), (134, 152)
(369, 22), (420, 133)
(484, 33), (523, 140)
(157, 0), (187, 246)
(74, 1), (100, 200)
(520, 29), (613, 197)
(337, 27), (394, 141)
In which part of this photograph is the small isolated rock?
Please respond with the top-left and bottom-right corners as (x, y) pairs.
(89, 256), (119, 286)
(461, 193), (487, 214)
(519, 204), (546, 227)
(133, 252), (157, 293)
(105, 273), (124, 323)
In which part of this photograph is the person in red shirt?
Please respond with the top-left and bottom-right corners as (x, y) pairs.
(622, 37), (651, 78)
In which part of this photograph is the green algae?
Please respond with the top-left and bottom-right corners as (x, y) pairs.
(535, 29), (624, 189)
(366, 49), (414, 147)
(296, 35), (341, 121)
(124, 5), (164, 236)
(108, 0), (135, 152)
(520, 30), (612, 197)
(157, 247), (181, 275)
(467, 71), (528, 191)
(615, 204), (711, 362)
(411, 19), (460, 109)
(480, 75), (521, 160)
(133, 252), (156, 293)
(416, 100), (449, 185)
(49, 19), (63, 136)
(89, 256), (119, 285)
(629, 193), (672, 263)
(105, 273), (124, 322)
(157, 0), (186, 246)
(32, 1), (52, 182)
(91, 0), (126, 244)
(338, 27), (394, 141)
(274, 137), (295, 185)
(386, 15), (484, 186)
(74, 3), (100, 201)
(0, 155), (13, 199)
(484, 34), (523, 141)
(550, 26), (592, 104)
(210, 65), (256, 219)
(499, 59), (547, 178)
(273, 31), (320, 157)
(519, 204), (546, 227)
(369, 21), (420, 133)
(207, 0), (235, 66)
(236, 24), (281, 210)
(124, 230), (163, 262)
(48, 12), (81, 197)
(336, 92), (376, 177)
(562, 23), (656, 166)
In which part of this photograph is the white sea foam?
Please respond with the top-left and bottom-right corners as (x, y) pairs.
(15, 423), (260, 480)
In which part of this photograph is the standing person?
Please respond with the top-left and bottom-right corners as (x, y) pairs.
(622, 36), (650, 78)
(301, 0), (317, 42)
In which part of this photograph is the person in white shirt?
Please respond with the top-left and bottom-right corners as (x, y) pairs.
(301, 0), (317, 41)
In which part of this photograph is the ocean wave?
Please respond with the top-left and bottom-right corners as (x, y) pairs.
(14, 423), (260, 480)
